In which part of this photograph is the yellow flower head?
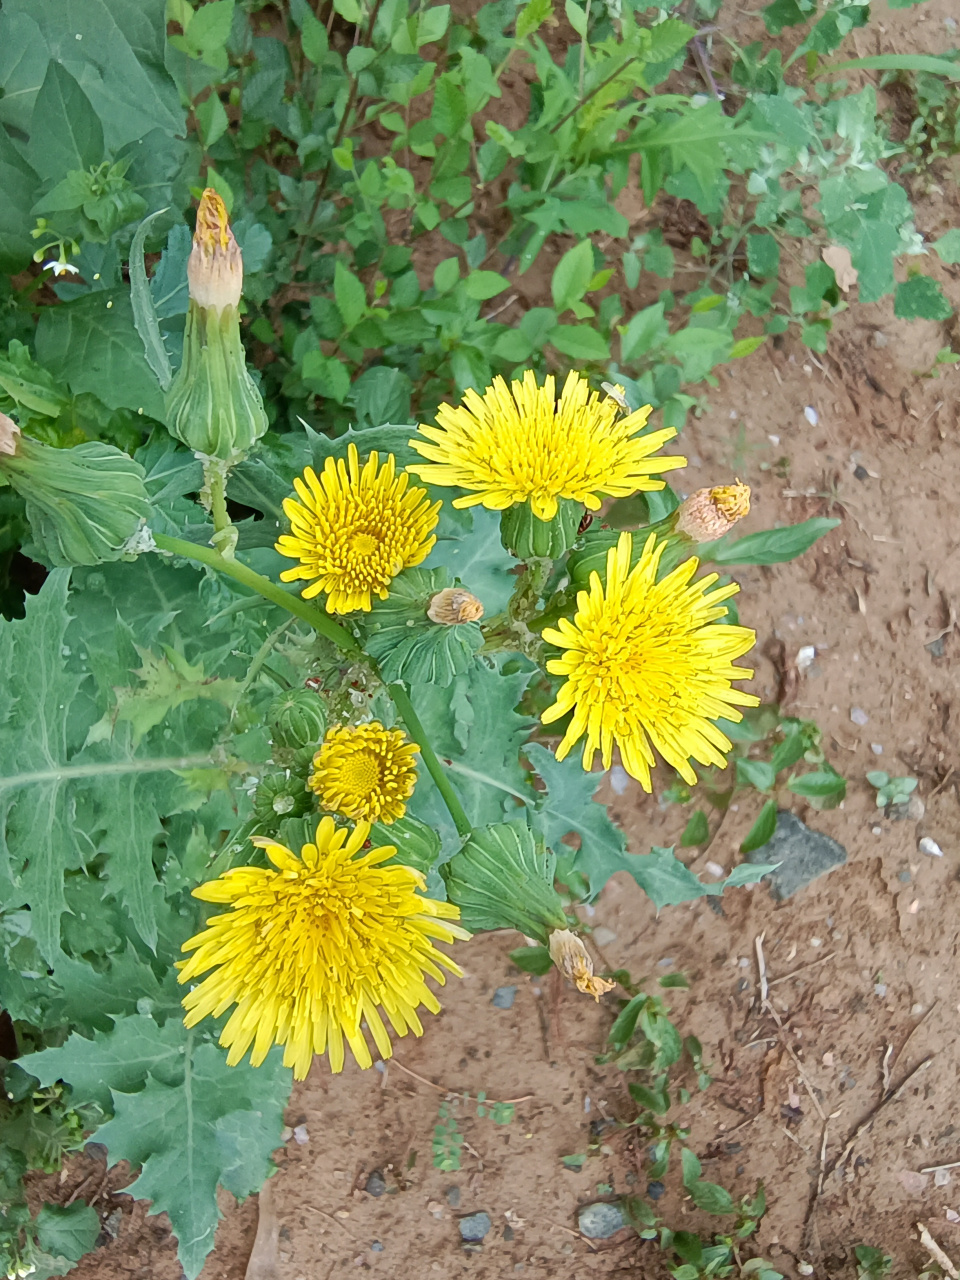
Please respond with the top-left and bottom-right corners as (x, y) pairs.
(178, 817), (468, 1078)
(309, 722), (419, 824)
(675, 480), (751, 543)
(406, 370), (686, 521)
(541, 531), (759, 792)
(276, 444), (440, 614)
(187, 187), (242, 312)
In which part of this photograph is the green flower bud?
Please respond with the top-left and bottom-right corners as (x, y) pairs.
(164, 189), (267, 462)
(369, 813), (440, 876)
(500, 497), (582, 560)
(253, 771), (312, 822)
(441, 819), (568, 943)
(0, 434), (151, 567)
(268, 687), (328, 752)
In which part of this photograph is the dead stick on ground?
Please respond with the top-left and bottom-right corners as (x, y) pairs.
(892, 1000), (937, 1073)
(767, 952), (836, 988)
(762, 997), (827, 1122)
(918, 1223), (960, 1279)
(390, 1058), (534, 1106)
(921, 1160), (960, 1174)
(754, 932), (768, 1004)
(828, 1056), (934, 1177)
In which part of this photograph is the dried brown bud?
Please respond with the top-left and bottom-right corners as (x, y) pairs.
(187, 187), (242, 312)
(675, 481), (751, 543)
(427, 587), (484, 625)
(548, 928), (615, 1001)
(0, 412), (20, 458)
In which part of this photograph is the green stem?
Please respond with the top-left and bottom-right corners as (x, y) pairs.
(153, 533), (474, 838)
(208, 468), (230, 535)
(388, 682), (472, 839)
(153, 532), (361, 654)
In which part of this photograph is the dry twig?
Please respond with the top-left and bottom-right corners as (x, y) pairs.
(918, 1223), (960, 1279)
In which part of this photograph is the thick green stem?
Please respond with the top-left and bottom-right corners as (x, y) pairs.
(208, 468), (230, 535)
(153, 532), (473, 838)
(153, 532), (360, 653)
(388, 682), (472, 839)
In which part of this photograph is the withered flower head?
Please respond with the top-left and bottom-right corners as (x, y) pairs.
(0, 412), (20, 458)
(427, 587), (484, 625)
(548, 928), (615, 1001)
(675, 480), (751, 543)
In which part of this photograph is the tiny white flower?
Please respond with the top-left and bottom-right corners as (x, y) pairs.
(43, 259), (79, 277)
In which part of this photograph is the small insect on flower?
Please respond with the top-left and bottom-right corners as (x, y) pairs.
(541, 531), (759, 792)
(178, 817), (469, 1078)
(309, 721), (420, 824)
(601, 381), (629, 410)
(277, 445), (440, 614)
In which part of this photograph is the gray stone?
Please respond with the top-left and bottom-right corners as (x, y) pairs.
(445, 1185), (461, 1207)
(371, 1242), (384, 1253)
(646, 1181), (665, 1201)
(491, 985), (517, 1009)
(744, 810), (846, 900)
(459, 1212), (492, 1242)
(365, 1170), (386, 1197)
(577, 1202), (625, 1239)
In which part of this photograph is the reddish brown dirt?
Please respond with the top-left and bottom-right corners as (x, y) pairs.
(52, 2), (960, 1278)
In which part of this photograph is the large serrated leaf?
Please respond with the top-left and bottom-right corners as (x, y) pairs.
(97, 1038), (290, 1279)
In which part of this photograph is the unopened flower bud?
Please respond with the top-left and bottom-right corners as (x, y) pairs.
(0, 435), (151, 566)
(675, 481), (751, 543)
(548, 928), (615, 1000)
(0, 411), (20, 457)
(442, 820), (568, 943)
(187, 188), (242, 312)
(165, 189), (268, 463)
(427, 587), (484, 624)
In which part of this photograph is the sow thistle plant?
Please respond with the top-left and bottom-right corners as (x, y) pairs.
(1, 189), (839, 1280)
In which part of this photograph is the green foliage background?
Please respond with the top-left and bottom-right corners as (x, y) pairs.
(0, 0), (955, 1274)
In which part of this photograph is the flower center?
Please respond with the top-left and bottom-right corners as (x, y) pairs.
(341, 750), (382, 796)
(349, 530), (380, 558)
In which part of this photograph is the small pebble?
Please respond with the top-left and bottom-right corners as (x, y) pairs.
(810, 937), (822, 948)
(874, 983), (887, 997)
(705, 861), (725, 879)
(768, 433), (780, 445)
(371, 1242), (384, 1253)
(365, 1170), (387, 1197)
(577, 1202), (625, 1239)
(459, 1212), (492, 1243)
(935, 1169), (952, 1187)
(850, 706), (869, 726)
(292, 1124), (309, 1145)
(492, 986), (517, 1009)
(445, 1186), (461, 1208)
(647, 1181), (665, 1201)
(593, 926), (617, 947)
(584, 1096), (591, 1113)
(608, 765), (630, 795)
(870, 743), (883, 755)
(796, 645), (816, 673)
(656, 957), (675, 968)
(803, 405), (819, 426)
(919, 837), (944, 858)
(872, 826), (882, 836)
(503, 1225), (514, 1241)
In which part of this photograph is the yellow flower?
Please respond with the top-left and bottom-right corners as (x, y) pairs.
(406, 370), (685, 521)
(276, 444), (440, 614)
(309, 722), (419, 824)
(541, 531), (759, 792)
(179, 817), (467, 1078)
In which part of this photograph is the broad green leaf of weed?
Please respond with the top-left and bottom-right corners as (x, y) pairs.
(97, 1039), (290, 1279)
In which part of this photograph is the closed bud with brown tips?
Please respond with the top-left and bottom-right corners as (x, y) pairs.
(548, 928), (615, 1000)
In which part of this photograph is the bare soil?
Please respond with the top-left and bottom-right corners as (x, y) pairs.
(47, 2), (960, 1277)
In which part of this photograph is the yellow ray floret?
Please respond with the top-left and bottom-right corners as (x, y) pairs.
(541, 531), (759, 792)
(276, 443), (440, 614)
(309, 721), (419, 824)
(178, 817), (468, 1079)
(406, 370), (686, 521)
